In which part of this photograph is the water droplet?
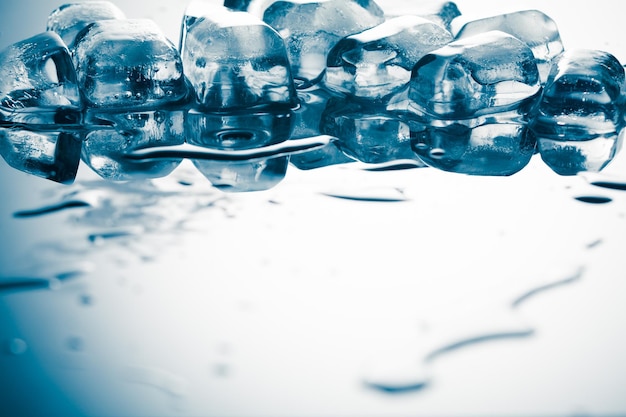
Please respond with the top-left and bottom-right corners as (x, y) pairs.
(574, 195), (613, 204)
(79, 294), (94, 306)
(4, 338), (28, 356)
(590, 179), (626, 191)
(66, 336), (84, 352)
(13, 200), (91, 218)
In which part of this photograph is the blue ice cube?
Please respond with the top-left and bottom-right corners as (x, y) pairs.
(73, 19), (190, 109)
(82, 109), (186, 180)
(375, 0), (461, 30)
(0, 31), (83, 183)
(72, 19), (190, 180)
(0, 32), (82, 125)
(47, 1), (126, 48)
(181, 4), (297, 111)
(288, 85), (354, 169)
(529, 49), (625, 175)
(192, 156), (289, 192)
(321, 96), (416, 164)
(260, 0), (385, 86)
(324, 15), (453, 100)
(406, 30), (541, 120)
(396, 31), (541, 175)
(453, 10), (563, 84)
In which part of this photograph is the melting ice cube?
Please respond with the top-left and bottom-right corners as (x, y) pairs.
(181, 4), (297, 111)
(47, 1), (126, 48)
(0, 31), (82, 183)
(73, 19), (190, 109)
(375, 0), (461, 30)
(324, 15), (453, 100)
(529, 49), (625, 175)
(453, 9), (564, 84)
(260, 0), (385, 85)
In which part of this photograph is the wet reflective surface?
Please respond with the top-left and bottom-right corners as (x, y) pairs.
(2, 1), (626, 416)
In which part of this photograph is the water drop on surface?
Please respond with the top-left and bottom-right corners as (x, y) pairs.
(573, 195), (613, 204)
(5, 338), (28, 356)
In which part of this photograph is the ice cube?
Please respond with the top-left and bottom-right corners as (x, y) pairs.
(260, 0), (385, 85)
(0, 31), (83, 183)
(82, 109), (186, 180)
(406, 30), (541, 120)
(0, 32), (82, 126)
(529, 49), (625, 175)
(408, 117), (536, 176)
(181, 5), (297, 111)
(321, 96), (416, 164)
(288, 84), (354, 169)
(394, 31), (541, 176)
(453, 10), (563, 83)
(185, 107), (294, 149)
(47, 1), (126, 48)
(0, 130), (82, 184)
(324, 15), (453, 100)
(375, 0), (461, 30)
(73, 19), (190, 109)
(192, 156), (289, 192)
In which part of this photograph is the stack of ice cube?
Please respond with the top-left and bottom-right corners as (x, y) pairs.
(0, 0), (624, 186)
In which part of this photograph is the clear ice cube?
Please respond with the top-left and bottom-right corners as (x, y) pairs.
(0, 32), (82, 125)
(0, 130), (82, 184)
(192, 156), (289, 191)
(409, 116), (537, 176)
(375, 0), (461, 30)
(181, 5), (297, 111)
(288, 85), (354, 169)
(406, 30), (541, 120)
(529, 49), (625, 175)
(73, 19), (190, 109)
(321, 96), (417, 164)
(261, 0), (385, 85)
(185, 107), (294, 149)
(82, 109), (186, 180)
(453, 10), (563, 84)
(47, 1), (126, 48)
(0, 31), (83, 183)
(324, 15), (453, 100)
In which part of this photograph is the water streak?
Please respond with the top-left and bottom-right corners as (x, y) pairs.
(360, 159), (427, 172)
(13, 200), (91, 218)
(321, 187), (408, 202)
(511, 267), (585, 308)
(423, 329), (535, 363)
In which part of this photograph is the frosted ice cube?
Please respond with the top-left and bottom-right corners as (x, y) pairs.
(47, 1), (126, 48)
(0, 32), (82, 126)
(453, 10), (563, 83)
(73, 19), (190, 109)
(82, 109), (185, 180)
(529, 49), (625, 175)
(324, 15), (453, 100)
(407, 30), (541, 120)
(375, 0), (461, 30)
(181, 5), (297, 111)
(261, 0), (385, 85)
